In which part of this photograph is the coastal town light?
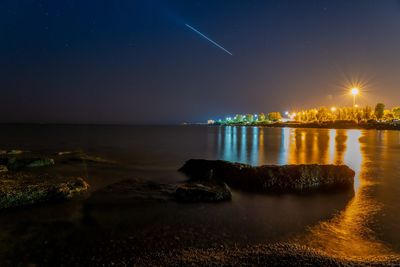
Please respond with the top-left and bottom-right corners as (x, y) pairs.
(351, 88), (359, 95)
(350, 87), (360, 107)
(288, 112), (297, 120)
(331, 107), (337, 112)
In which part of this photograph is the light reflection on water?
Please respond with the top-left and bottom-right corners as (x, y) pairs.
(302, 129), (389, 257)
(217, 127), (360, 167)
(216, 126), (394, 257)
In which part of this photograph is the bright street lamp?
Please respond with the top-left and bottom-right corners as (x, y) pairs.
(350, 87), (359, 107)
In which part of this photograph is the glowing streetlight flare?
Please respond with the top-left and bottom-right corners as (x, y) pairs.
(331, 107), (337, 112)
(351, 88), (359, 96)
(350, 87), (360, 107)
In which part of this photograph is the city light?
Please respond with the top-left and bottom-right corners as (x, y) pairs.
(212, 103), (400, 126)
(350, 87), (360, 107)
(351, 87), (359, 95)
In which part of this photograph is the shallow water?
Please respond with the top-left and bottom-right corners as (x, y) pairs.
(1, 125), (400, 262)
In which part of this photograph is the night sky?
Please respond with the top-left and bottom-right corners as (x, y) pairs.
(1, 0), (400, 124)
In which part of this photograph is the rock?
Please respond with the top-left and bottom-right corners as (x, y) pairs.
(6, 157), (55, 170)
(59, 153), (116, 164)
(56, 151), (74, 156)
(69, 155), (115, 164)
(86, 179), (175, 206)
(87, 178), (231, 206)
(7, 149), (25, 155)
(179, 159), (355, 193)
(25, 158), (55, 168)
(0, 173), (89, 209)
(0, 149), (26, 155)
(174, 182), (231, 202)
(0, 165), (8, 173)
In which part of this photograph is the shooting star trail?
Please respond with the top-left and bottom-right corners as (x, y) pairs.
(185, 24), (233, 56)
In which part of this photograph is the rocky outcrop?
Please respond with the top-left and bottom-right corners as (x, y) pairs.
(0, 173), (89, 209)
(0, 149), (26, 155)
(179, 159), (355, 193)
(5, 157), (55, 170)
(86, 178), (232, 205)
(56, 152), (117, 164)
(174, 182), (231, 202)
(85, 179), (175, 206)
(1, 150), (116, 168)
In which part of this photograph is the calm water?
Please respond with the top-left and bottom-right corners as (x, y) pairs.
(1, 125), (400, 261)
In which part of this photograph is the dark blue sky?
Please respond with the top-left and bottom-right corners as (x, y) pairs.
(1, 0), (400, 123)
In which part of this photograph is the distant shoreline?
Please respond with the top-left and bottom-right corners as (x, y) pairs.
(0, 122), (399, 131)
(210, 122), (400, 131)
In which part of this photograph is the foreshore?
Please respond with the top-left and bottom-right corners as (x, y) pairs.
(135, 243), (400, 267)
(0, 149), (399, 266)
(213, 121), (400, 131)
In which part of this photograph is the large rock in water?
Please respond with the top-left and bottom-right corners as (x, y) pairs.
(179, 159), (355, 193)
(0, 173), (89, 209)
